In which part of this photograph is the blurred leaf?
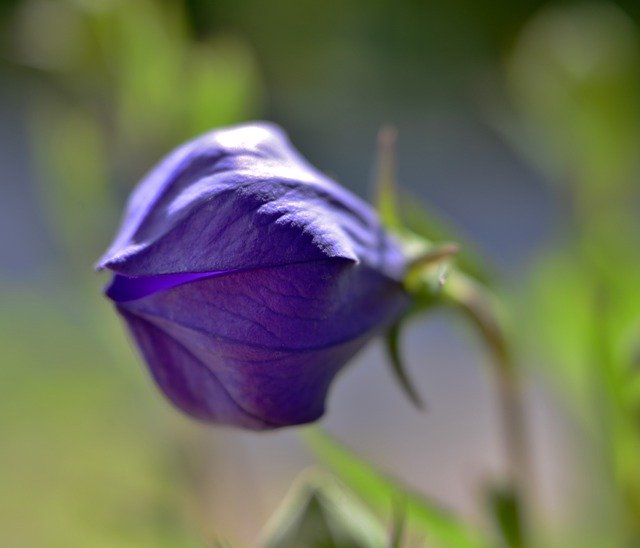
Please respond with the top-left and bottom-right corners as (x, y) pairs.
(9, 0), (91, 71)
(520, 251), (596, 414)
(212, 537), (235, 548)
(487, 485), (522, 548)
(300, 429), (483, 548)
(61, 0), (264, 176)
(29, 98), (113, 266)
(506, 3), (640, 203)
(522, 248), (640, 424)
(389, 498), (408, 548)
(20, 0), (263, 271)
(183, 36), (262, 137)
(521, 243), (640, 539)
(260, 470), (387, 548)
(109, 0), (187, 149)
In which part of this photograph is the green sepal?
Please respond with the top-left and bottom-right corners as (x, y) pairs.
(398, 193), (490, 285)
(385, 321), (425, 410)
(386, 242), (461, 410)
(373, 126), (403, 232)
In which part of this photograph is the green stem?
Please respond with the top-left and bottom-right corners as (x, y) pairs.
(443, 272), (530, 547)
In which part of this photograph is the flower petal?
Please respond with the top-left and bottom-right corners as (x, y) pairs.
(97, 122), (405, 282)
(116, 259), (409, 427)
(106, 270), (231, 302)
(121, 309), (370, 428)
(118, 259), (409, 350)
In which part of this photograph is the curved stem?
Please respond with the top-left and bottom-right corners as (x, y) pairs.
(442, 272), (530, 546)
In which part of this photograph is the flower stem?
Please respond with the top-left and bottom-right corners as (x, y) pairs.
(443, 272), (530, 547)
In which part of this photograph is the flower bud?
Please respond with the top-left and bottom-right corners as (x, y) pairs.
(98, 122), (410, 429)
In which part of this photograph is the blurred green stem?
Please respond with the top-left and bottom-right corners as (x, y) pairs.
(443, 272), (529, 547)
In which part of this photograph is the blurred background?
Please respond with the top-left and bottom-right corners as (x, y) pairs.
(1, 0), (640, 546)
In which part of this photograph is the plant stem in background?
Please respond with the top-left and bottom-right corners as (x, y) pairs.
(443, 272), (530, 547)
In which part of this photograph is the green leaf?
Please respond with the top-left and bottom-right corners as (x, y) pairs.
(212, 537), (235, 548)
(183, 37), (262, 138)
(259, 470), (387, 548)
(300, 429), (484, 548)
(389, 499), (408, 548)
(487, 485), (523, 548)
(505, 3), (640, 201)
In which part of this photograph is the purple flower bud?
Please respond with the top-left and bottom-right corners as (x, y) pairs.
(98, 122), (410, 429)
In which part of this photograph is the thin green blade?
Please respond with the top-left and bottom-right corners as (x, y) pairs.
(300, 429), (485, 548)
(386, 322), (425, 410)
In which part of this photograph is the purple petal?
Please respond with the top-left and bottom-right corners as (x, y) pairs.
(117, 259), (409, 427)
(119, 259), (407, 351)
(97, 122), (406, 282)
(106, 271), (232, 302)
(121, 309), (370, 428)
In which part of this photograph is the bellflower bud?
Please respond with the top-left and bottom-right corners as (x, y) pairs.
(98, 122), (410, 429)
